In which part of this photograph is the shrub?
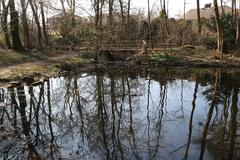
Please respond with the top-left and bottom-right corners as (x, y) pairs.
(201, 36), (217, 49)
(205, 13), (236, 50)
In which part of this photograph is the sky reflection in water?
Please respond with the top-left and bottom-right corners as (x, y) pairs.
(0, 69), (239, 160)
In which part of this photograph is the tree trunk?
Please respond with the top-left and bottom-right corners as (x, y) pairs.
(94, 0), (100, 62)
(100, 0), (104, 27)
(184, 0), (186, 20)
(220, 0), (225, 17)
(163, 0), (166, 16)
(95, 0), (100, 27)
(147, 0), (152, 46)
(29, 0), (43, 49)
(213, 0), (224, 59)
(68, 0), (76, 27)
(20, 0), (32, 49)
(236, 18), (240, 47)
(108, 0), (114, 25)
(9, 0), (25, 51)
(197, 0), (202, 35)
(127, 0), (131, 24)
(236, 0), (240, 47)
(40, 2), (48, 46)
(1, 0), (12, 49)
(119, 0), (124, 25)
(232, 0), (237, 22)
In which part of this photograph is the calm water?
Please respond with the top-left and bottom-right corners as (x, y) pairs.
(0, 68), (240, 160)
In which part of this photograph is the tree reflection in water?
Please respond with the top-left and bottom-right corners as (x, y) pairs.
(0, 69), (239, 160)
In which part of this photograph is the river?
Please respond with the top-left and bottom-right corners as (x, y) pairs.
(0, 68), (239, 160)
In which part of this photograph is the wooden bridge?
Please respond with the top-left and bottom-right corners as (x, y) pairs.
(99, 43), (179, 52)
(50, 40), (179, 53)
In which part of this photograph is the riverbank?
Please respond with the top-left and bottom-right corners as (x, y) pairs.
(0, 49), (92, 82)
(0, 46), (240, 87)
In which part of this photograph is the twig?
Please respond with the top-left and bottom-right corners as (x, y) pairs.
(169, 144), (187, 155)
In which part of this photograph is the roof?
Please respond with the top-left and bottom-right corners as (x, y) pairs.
(185, 6), (233, 20)
(47, 13), (88, 23)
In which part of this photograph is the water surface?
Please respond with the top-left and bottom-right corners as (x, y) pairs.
(0, 68), (240, 160)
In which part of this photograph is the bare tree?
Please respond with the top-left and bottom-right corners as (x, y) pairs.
(9, 0), (25, 50)
(60, 0), (76, 26)
(119, 0), (125, 26)
(108, 0), (114, 25)
(40, 1), (48, 46)
(196, 0), (201, 35)
(235, 0), (240, 47)
(1, 0), (12, 49)
(29, 0), (43, 49)
(68, 0), (76, 26)
(147, 0), (152, 45)
(93, 0), (100, 27)
(127, 0), (131, 24)
(20, 0), (32, 49)
(232, 0), (237, 22)
(184, 0), (186, 20)
(213, 0), (224, 58)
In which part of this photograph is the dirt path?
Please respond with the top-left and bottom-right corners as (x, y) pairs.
(0, 51), (79, 70)
(0, 51), (81, 81)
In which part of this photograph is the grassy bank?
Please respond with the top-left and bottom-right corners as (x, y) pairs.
(146, 46), (240, 67)
(0, 49), (44, 66)
(0, 49), (92, 82)
(0, 46), (240, 85)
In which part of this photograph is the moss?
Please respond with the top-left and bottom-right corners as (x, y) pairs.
(67, 55), (93, 64)
(150, 52), (176, 62)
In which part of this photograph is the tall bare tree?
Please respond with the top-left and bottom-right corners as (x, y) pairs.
(40, 1), (48, 46)
(127, 0), (131, 24)
(196, 0), (201, 35)
(108, 0), (114, 25)
(68, 0), (76, 26)
(60, 0), (76, 26)
(235, 0), (240, 47)
(9, 0), (25, 50)
(232, 0), (237, 22)
(213, 0), (224, 58)
(147, 0), (152, 45)
(1, 0), (12, 49)
(184, 0), (186, 20)
(119, 0), (125, 26)
(29, 0), (43, 49)
(20, 0), (32, 49)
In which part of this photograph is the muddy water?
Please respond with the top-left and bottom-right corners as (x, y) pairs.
(0, 68), (240, 160)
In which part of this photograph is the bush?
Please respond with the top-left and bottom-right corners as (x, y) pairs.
(205, 13), (236, 50)
(201, 36), (217, 49)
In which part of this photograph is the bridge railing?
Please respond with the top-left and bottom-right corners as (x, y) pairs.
(101, 43), (141, 50)
(49, 41), (180, 52)
(100, 42), (179, 51)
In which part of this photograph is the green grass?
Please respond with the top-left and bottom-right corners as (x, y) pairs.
(0, 49), (93, 80)
(151, 52), (176, 62)
(0, 50), (43, 66)
(0, 63), (58, 80)
(67, 55), (93, 64)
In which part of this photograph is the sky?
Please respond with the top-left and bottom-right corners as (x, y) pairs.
(52, 0), (233, 18)
(130, 0), (222, 18)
